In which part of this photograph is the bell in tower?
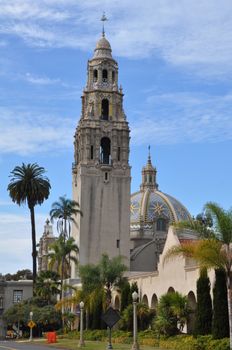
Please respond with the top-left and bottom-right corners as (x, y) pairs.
(71, 25), (131, 276)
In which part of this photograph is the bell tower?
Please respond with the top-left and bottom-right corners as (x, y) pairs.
(71, 31), (131, 275)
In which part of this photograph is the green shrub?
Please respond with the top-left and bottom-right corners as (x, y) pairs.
(195, 269), (212, 335)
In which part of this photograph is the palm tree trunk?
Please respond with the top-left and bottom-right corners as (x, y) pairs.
(29, 206), (37, 290)
(227, 286), (232, 350)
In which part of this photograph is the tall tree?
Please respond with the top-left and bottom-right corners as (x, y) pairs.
(48, 236), (78, 294)
(48, 236), (78, 328)
(164, 202), (232, 349)
(8, 163), (50, 283)
(50, 196), (82, 239)
(212, 269), (229, 339)
(195, 268), (212, 335)
(98, 253), (127, 306)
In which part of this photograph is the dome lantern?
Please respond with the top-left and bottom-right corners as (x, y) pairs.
(140, 146), (158, 191)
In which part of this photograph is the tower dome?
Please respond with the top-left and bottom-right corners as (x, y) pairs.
(93, 34), (112, 59)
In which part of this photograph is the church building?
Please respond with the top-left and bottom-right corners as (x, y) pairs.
(38, 29), (213, 330)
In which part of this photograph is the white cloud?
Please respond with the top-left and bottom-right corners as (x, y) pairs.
(0, 212), (47, 273)
(24, 73), (61, 85)
(0, 1), (232, 76)
(130, 91), (232, 145)
(0, 107), (75, 155)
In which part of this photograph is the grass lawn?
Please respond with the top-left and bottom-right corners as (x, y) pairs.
(41, 339), (163, 350)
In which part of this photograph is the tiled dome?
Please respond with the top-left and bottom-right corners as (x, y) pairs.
(130, 152), (191, 230)
(130, 189), (191, 226)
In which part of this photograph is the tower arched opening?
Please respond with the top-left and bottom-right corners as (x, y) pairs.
(101, 99), (109, 120)
(102, 69), (108, 82)
(100, 137), (111, 164)
(112, 71), (115, 83)
(93, 69), (98, 82)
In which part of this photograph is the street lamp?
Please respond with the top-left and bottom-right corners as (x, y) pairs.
(131, 291), (139, 350)
(29, 311), (33, 342)
(78, 301), (85, 347)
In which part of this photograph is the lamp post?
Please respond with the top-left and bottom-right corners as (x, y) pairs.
(78, 301), (85, 347)
(29, 311), (33, 342)
(131, 291), (139, 350)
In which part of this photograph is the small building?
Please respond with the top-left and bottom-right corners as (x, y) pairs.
(0, 279), (33, 338)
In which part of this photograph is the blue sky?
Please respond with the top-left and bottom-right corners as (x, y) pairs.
(0, 0), (232, 274)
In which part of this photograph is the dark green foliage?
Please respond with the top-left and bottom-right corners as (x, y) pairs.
(3, 299), (61, 334)
(90, 291), (104, 330)
(212, 269), (229, 339)
(3, 269), (32, 281)
(153, 291), (190, 336)
(35, 271), (60, 305)
(195, 269), (212, 335)
(120, 303), (155, 331)
(120, 281), (131, 311)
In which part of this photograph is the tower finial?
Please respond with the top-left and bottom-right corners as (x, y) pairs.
(101, 12), (108, 37)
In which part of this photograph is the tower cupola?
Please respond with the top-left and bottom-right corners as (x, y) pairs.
(140, 147), (158, 190)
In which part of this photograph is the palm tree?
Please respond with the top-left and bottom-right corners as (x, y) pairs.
(164, 202), (232, 349)
(98, 253), (127, 306)
(48, 236), (78, 329)
(50, 196), (82, 239)
(7, 163), (50, 283)
(35, 271), (60, 304)
(48, 236), (78, 291)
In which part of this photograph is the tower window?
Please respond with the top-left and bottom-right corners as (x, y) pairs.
(100, 137), (111, 164)
(102, 69), (108, 82)
(101, 99), (109, 120)
(105, 172), (108, 181)
(93, 69), (98, 82)
(157, 219), (166, 231)
(112, 71), (115, 83)
(117, 147), (121, 161)
(0, 297), (3, 309)
(91, 145), (94, 160)
(116, 239), (120, 248)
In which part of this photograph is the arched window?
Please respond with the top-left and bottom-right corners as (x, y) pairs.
(100, 137), (111, 164)
(112, 71), (115, 83)
(101, 99), (109, 120)
(93, 69), (98, 82)
(102, 69), (108, 82)
(156, 218), (166, 231)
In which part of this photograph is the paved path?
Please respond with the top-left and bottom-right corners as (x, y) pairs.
(0, 340), (60, 350)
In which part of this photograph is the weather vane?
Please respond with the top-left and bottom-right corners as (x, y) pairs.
(148, 145), (151, 162)
(101, 12), (108, 37)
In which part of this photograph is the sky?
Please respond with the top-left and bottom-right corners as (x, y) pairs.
(0, 0), (232, 274)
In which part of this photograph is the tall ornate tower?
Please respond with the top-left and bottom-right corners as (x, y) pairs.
(71, 31), (131, 276)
